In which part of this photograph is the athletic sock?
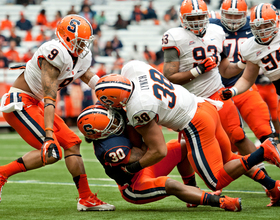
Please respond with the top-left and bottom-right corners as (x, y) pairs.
(240, 147), (264, 171)
(200, 192), (220, 207)
(252, 168), (276, 190)
(0, 158), (27, 177)
(73, 174), (92, 199)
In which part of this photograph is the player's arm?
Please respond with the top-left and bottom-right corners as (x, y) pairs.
(219, 47), (246, 79)
(41, 58), (59, 138)
(135, 119), (167, 168)
(163, 48), (217, 84)
(127, 143), (147, 164)
(163, 48), (195, 84)
(220, 61), (260, 100)
(80, 67), (106, 89)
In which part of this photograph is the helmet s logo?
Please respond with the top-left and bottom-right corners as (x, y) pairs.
(83, 124), (95, 135)
(67, 19), (81, 33)
(100, 95), (114, 106)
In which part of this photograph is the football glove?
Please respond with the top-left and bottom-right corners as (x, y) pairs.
(41, 137), (62, 165)
(121, 161), (143, 175)
(198, 56), (217, 73)
(220, 88), (238, 101)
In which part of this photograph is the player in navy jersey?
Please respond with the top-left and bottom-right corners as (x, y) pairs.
(77, 104), (242, 211)
(210, 0), (276, 163)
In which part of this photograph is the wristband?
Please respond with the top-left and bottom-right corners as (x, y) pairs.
(44, 103), (55, 109)
(237, 61), (246, 70)
(44, 96), (56, 102)
(88, 75), (100, 89)
(230, 87), (238, 97)
(190, 67), (202, 78)
(45, 127), (54, 132)
(126, 161), (143, 174)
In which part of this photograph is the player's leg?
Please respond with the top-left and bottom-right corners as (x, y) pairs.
(120, 171), (241, 211)
(165, 178), (241, 212)
(210, 89), (257, 155)
(234, 85), (275, 143)
(256, 83), (280, 139)
(183, 101), (280, 192)
(54, 114), (115, 211)
(0, 94), (60, 201)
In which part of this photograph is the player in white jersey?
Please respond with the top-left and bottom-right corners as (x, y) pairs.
(0, 15), (115, 211)
(94, 60), (280, 207)
(161, 0), (257, 159)
(221, 3), (280, 99)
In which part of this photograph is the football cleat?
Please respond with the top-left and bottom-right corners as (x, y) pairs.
(219, 196), (242, 212)
(0, 174), (7, 203)
(77, 193), (116, 211)
(261, 138), (280, 167)
(267, 180), (280, 207)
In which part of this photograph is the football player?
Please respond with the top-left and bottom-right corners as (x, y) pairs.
(95, 60), (280, 207)
(220, 3), (280, 111)
(0, 15), (114, 211)
(161, 0), (257, 162)
(210, 0), (277, 152)
(77, 104), (242, 211)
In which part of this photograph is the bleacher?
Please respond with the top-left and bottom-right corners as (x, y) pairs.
(0, 0), (272, 82)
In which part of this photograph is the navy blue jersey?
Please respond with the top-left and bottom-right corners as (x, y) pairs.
(210, 17), (253, 87)
(93, 134), (135, 186)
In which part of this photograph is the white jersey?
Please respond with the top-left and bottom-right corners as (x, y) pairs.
(121, 60), (199, 131)
(240, 31), (280, 82)
(162, 24), (225, 97)
(24, 39), (92, 100)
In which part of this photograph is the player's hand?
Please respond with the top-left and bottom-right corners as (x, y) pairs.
(197, 56), (217, 74)
(121, 161), (143, 175)
(41, 137), (61, 165)
(220, 88), (233, 101)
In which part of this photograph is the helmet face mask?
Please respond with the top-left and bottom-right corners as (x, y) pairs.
(56, 14), (94, 59)
(77, 104), (125, 140)
(220, 0), (248, 32)
(180, 0), (209, 36)
(221, 10), (247, 32)
(250, 3), (279, 44)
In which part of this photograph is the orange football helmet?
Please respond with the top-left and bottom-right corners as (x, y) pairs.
(95, 74), (133, 108)
(77, 104), (124, 140)
(220, 0), (248, 32)
(56, 14), (94, 58)
(250, 3), (279, 44)
(179, 0), (209, 36)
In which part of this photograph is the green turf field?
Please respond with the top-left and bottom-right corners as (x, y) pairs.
(0, 127), (279, 220)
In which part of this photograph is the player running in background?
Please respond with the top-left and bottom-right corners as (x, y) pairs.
(210, 0), (276, 149)
(161, 0), (258, 163)
(77, 104), (242, 211)
(0, 15), (114, 211)
(95, 60), (280, 207)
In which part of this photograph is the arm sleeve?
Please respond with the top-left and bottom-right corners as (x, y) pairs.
(220, 45), (228, 61)
(164, 48), (180, 62)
